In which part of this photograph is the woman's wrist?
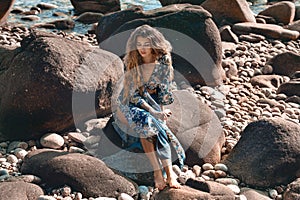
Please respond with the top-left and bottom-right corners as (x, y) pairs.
(149, 107), (155, 114)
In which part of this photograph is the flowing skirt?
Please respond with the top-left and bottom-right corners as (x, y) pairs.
(113, 104), (185, 168)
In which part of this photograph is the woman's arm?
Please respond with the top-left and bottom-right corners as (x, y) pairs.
(130, 89), (168, 121)
(157, 64), (174, 105)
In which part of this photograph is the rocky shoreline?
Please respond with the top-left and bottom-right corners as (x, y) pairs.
(0, 0), (300, 200)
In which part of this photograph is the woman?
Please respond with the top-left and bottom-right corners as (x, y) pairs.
(113, 25), (185, 190)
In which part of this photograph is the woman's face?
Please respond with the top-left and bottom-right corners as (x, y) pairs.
(136, 36), (152, 61)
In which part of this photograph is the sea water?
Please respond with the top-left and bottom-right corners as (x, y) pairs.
(8, 0), (300, 34)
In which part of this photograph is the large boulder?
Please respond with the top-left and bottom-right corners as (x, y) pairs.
(0, 30), (123, 141)
(97, 90), (224, 167)
(0, 0), (15, 25)
(96, 4), (224, 86)
(258, 1), (295, 25)
(286, 20), (300, 32)
(154, 182), (235, 200)
(21, 149), (138, 198)
(283, 178), (300, 200)
(277, 79), (300, 96)
(250, 75), (284, 89)
(267, 52), (300, 78)
(233, 22), (299, 40)
(70, 0), (120, 14)
(224, 117), (300, 188)
(296, 6), (300, 20)
(201, 0), (256, 25)
(158, 0), (206, 6)
(0, 182), (44, 200)
(240, 188), (271, 200)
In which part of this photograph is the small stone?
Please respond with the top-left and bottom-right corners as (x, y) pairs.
(21, 15), (41, 21)
(118, 193), (134, 200)
(74, 192), (83, 200)
(38, 196), (57, 200)
(172, 165), (182, 176)
(69, 146), (85, 153)
(202, 163), (214, 171)
(14, 148), (28, 159)
(40, 133), (64, 149)
(202, 170), (215, 178)
(0, 142), (8, 148)
(84, 135), (101, 148)
(68, 132), (87, 144)
(201, 174), (211, 181)
(269, 189), (278, 199)
(214, 163), (228, 172)
(20, 175), (41, 183)
(63, 196), (72, 200)
(186, 170), (196, 179)
(84, 118), (110, 132)
(178, 173), (189, 184)
(235, 194), (247, 200)
(37, 2), (58, 9)
(227, 184), (240, 194)
(6, 154), (18, 164)
(0, 169), (9, 176)
(215, 170), (227, 178)
(62, 186), (71, 197)
(215, 178), (239, 185)
(192, 165), (201, 177)
(7, 141), (28, 152)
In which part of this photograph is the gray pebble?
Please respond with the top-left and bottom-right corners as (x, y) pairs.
(269, 189), (278, 199)
(192, 165), (201, 177)
(118, 193), (134, 200)
(40, 133), (64, 149)
(6, 154), (18, 164)
(215, 178), (239, 185)
(38, 196), (57, 200)
(202, 163), (214, 171)
(0, 169), (9, 176)
(227, 184), (240, 194)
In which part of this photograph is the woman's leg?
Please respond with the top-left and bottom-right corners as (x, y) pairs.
(140, 138), (166, 190)
(161, 159), (181, 188)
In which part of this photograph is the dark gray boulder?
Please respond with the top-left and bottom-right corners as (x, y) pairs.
(96, 4), (224, 86)
(0, 30), (123, 141)
(0, 0), (15, 25)
(0, 181), (44, 200)
(224, 117), (300, 188)
(21, 149), (138, 198)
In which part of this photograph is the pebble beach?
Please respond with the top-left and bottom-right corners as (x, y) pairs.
(0, 0), (300, 200)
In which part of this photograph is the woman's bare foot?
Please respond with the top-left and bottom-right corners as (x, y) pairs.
(167, 171), (181, 189)
(154, 170), (166, 190)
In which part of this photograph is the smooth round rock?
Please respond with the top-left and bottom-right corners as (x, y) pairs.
(202, 163), (214, 171)
(14, 148), (28, 159)
(67, 132), (87, 144)
(215, 163), (228, 172)
(38, 195), (56, 200)
(118, 193), (134, 200)
(215, 178), (239, 185)
(7, 154), (18, 164)
(192, 165), (202, 177)
(0, 169), (9, 176)
(40, 133), (64, 149)
(227, 184), (241, 194)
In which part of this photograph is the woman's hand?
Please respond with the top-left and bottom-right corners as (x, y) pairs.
(149, 108), (167, 121)
(163, 109), (172, 117)
(149, 108), (172, 121)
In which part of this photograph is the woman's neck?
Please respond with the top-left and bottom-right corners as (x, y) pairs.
(142, 55), (156, 64)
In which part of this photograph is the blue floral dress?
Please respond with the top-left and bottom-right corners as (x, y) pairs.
(113, 55), (185, 167)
